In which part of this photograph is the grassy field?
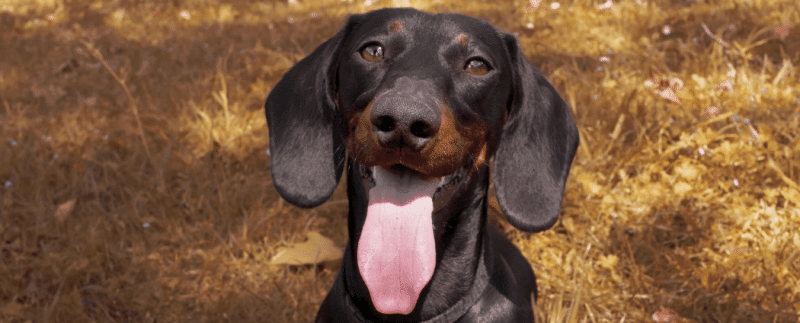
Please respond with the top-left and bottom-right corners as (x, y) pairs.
(1, 0), (799, 322)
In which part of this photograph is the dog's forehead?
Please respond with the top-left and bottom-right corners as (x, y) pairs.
(348, 9), (502, 48)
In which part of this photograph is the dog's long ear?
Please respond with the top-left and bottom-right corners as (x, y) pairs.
(492, 33), (579, 232)
(265, 23), (353, 208)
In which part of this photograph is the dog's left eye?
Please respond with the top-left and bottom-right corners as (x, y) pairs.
(360, 44), (384, 62)
(465, 58), (491, 76)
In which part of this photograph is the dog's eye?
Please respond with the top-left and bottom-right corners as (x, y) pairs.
(465, 58), (491, 76)
(360, 44), (384, 62)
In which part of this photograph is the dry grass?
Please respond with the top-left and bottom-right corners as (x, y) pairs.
(1, 0), (798, 322)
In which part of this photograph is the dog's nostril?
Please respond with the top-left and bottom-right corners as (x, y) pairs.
(374, 116), (395, 133)
(410, 121), (434, 138)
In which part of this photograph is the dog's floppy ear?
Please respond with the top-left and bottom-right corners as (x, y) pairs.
(265, 22), (354, 208)
(492, 33), (580, 232)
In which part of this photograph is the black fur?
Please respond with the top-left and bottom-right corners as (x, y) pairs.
(265, 8), (579, 322)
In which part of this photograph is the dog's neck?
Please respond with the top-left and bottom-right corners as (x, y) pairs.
(342, 162), (493, 320)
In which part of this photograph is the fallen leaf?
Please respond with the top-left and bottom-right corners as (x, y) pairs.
(54, 199), (76, 223)
(271, 231), (342, 265)
(652, 306), (678, 323)
(655, 88), (681, 105)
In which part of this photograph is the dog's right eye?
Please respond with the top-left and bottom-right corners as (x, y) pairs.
(465, 58), (491, 76)
(360, 44), (384, 62)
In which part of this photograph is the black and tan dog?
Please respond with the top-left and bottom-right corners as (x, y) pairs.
(265, 8), (579, 322)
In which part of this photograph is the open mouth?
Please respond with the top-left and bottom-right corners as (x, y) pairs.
(359, 163), (467, 202)
(355, 162), (468, 314)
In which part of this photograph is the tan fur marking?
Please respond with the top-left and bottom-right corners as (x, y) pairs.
(390, 21), (403, 32)
(456, 34), (469, 46)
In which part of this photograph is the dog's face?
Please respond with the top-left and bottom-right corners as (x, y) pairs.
(336, 10), (512, 183)
(328, 10), (522, 315)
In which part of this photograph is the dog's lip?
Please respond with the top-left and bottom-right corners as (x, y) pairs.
(385, 163), (441, 181)
(387, 164), (421, 176)
(368, 163), (447, 183)
(360, 163), (467, 200)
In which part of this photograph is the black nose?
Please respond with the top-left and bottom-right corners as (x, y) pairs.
(370, 80), (441, 151)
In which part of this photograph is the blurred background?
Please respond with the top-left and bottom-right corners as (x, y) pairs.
(0, 0), (798, 322)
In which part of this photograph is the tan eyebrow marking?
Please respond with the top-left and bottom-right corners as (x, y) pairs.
(457, 33), (468, 46)
(390, 21), (403, 32)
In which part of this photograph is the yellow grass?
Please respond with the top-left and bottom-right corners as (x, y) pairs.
(1, 0), (798, 322)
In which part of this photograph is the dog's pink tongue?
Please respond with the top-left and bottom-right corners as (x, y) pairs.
(357, 167), (438, 314)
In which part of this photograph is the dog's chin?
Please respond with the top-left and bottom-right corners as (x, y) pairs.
(359, 163), (467, 210)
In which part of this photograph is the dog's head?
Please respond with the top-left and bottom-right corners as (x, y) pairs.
(265, 8), (579, 315)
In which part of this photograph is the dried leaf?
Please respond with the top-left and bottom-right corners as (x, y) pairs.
(271, 231), (342, 265)
(655, 88), (681, 105)
(651, 306), (678, 323)
(54, 199), (76, 223)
